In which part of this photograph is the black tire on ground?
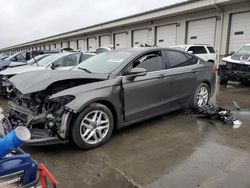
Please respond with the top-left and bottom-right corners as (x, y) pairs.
(71, 103), (114, 150)
(219, 76), (228, 85)
(192, 82), (211, 109)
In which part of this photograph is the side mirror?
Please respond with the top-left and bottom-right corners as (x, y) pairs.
(50, 62), (56, 70)
(127, 67), (147, 80)
(188, 50), (194, 54)
(50, 63), (58, 70)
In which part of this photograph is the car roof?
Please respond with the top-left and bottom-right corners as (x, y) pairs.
(114, 47), (165, 53)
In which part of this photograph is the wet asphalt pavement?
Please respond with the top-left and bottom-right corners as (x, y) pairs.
(1, 81), (250, 188)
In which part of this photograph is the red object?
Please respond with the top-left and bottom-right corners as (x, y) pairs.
(39, 163), (59, 188)
(211, 64), (217, 73)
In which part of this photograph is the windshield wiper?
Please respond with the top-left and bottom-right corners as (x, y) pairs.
(77, 67), (92, 73)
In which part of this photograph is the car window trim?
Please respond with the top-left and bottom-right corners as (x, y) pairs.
(117, 49), (166, 76)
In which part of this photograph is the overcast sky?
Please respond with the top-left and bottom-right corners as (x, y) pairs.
(0, 0), (183, 48)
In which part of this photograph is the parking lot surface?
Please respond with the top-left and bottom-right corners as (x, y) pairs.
(1, 81), (250, 188)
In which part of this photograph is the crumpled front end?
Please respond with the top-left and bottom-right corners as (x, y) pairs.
(6, 88), (75, 145)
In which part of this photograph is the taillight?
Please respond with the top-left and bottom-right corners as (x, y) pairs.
(211, 64), (216, 73)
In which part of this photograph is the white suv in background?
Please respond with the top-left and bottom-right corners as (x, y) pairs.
(171, 44), (217, 63)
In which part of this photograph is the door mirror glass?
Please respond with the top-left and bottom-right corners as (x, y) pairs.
(127, 67), (147, 80)
(50, 62), (58, 69)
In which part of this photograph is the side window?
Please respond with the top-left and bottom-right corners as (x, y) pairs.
(132, 51), (164, 72)
(185, 54), (199, 65)
(166, 51), (190, 68)
(188, 46), (207, 54)
(207, 46), (215, 53)
(54, 53), (81, 67)
(15, 53), (26, 62)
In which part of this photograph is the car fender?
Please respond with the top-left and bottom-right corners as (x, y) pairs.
(50, 78), (123, 123)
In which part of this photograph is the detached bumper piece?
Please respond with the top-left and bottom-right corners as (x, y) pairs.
(27, 129), (68, 146)
(194, 104), (242, 129)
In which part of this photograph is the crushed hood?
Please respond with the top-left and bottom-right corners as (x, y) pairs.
(0, 65), (44, 76)
(222, 56), (250, 65)
(9, 70), (109, 94)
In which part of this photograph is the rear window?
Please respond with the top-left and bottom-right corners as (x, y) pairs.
(207, 47), (215, 53)
(188, 46), (207, 54)
(185, 54), (199, 65)
(166, 51), (191, 68)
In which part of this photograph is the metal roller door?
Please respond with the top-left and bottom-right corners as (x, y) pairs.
(114, 32), (127, 49)
(45, 44), (50, 50)
(78, 39), (86, 51)
(187, 18), (217, 45)
(133, 29), (149, 46)
(69, 41), (77, 50)
(55, 43), (61, 49)
(50, 44), (56, 50)
(100, 35), (110, 47)
(87, 38), (96, 51)
(156, 24), (177, 47)
(229, 12), (250, 53)
(62, 42), (68, 48)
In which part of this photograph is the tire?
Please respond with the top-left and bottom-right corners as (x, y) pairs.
(207, 60), (214, 64)
(71, 103), (114, 150)
(219, 76), (228, 85)
(193, 83), (210, 109)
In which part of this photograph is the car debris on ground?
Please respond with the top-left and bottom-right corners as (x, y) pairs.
(193, 103), (242, 129)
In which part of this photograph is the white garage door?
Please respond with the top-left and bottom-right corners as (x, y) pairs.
(69, 41), (77, 50)
(156, 24), (177, 47)
(114, 32), (127, 49)
(62, 42), (68, 48)
(50, 44), (56, 50)
(133, 29), (149, 46)
(87, 38), (96, 51)
(45, 44), (50, 50)
(100, 35), (110, 47)
(55, 43), (61, 49)
(229, 12), (250, 53)
(187, 18), (217, 45)
(78, 39), (86, 51)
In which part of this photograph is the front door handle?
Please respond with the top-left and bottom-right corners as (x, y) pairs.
(158, 73), (168, 79)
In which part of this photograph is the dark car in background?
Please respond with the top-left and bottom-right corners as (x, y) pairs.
(0, 50), (59, 70)
(218, 44), (250, 84)
(4, 47), (215, 149)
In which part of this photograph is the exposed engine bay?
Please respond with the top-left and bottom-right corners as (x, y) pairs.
(6, 79), (102, 143)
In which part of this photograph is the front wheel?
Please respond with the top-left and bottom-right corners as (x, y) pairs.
(71, 103), (114, 150)
(193, 83), (210, 108)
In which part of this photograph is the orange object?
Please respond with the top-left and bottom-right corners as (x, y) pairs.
(39, 163), (59, 188)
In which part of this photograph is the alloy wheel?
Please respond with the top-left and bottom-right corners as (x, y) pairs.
(80, 110), (110, 145)
(197, 86), (209, 107)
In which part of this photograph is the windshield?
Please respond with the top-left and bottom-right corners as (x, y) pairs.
(233, 46), (250, 56)
(33, 54), (61, 67)
(74, 51), (132, 74)
(0, 55), (9, 60)
(27, 54), (49, 65)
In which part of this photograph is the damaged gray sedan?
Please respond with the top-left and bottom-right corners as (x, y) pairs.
(4, 47), (216, 149)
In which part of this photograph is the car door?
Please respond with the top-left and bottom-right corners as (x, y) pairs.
(122, 50), (171, 122)
(187, 46), (208, 61)
(51, 53), (81, 70)
(164, 50), (198, 107)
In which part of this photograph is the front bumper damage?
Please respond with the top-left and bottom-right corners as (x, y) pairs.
(218, 63), (250, 82)
(2, 101), (73, 146)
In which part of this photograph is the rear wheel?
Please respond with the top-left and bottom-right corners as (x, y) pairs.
(193, 83), (210, 108)
(71, 103), (114, 150)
